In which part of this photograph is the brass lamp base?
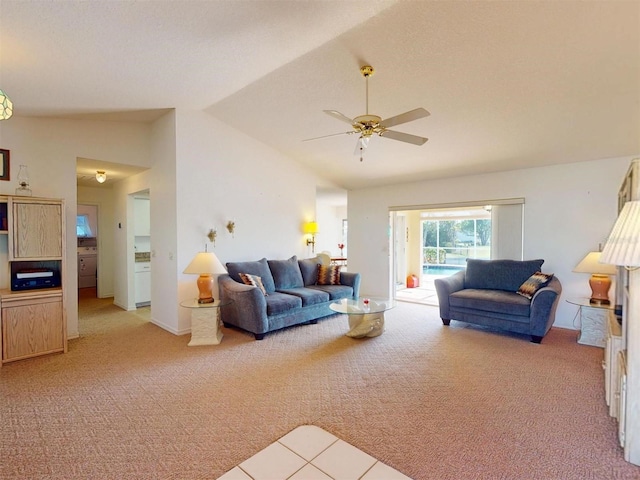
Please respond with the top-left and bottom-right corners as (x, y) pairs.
(198, 297), (215, 304)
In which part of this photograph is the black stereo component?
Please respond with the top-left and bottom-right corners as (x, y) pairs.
(11, 269), (61, 291)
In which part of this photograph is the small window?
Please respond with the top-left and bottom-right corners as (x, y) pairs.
(77, 215), (93, 237)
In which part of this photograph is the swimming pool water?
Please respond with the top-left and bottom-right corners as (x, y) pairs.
(422, 265), (464, 276)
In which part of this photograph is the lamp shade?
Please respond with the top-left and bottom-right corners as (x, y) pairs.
(600, 201), (640, 267)
(303, 221), (319, 234)
(183, 252), (227, 275)
(573, 251), (617, 275)
(96, 170), (107, 183)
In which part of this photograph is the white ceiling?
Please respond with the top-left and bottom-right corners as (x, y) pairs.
(2, 1), (639, 190)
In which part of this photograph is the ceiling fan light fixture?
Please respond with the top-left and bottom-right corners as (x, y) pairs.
(96, 170), (107, 183)
(0, 89), (13, 120)
(308, 65), (430, 160)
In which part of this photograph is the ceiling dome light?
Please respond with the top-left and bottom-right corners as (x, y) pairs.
(0, 89), (13, 120)
(96, 170), (107, 183)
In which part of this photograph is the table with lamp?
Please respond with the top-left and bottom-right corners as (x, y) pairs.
(570, 251), (617, 347)
(182, 250), (230, 346)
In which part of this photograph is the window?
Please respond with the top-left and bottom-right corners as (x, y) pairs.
(422, 207), (491, 267)
(77, 214), (93, 237)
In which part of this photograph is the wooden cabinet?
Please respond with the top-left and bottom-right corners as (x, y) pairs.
(1, 290), (64, 362)
(611, 159), (640, 465)
(10, 199), (62, 259)
(0, 196), (66, 366)
(605, 312), (624, 418)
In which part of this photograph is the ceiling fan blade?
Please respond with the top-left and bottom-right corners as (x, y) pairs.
(379, 107), (430, 128)
(380, 129), (428, 146)
(302, 131), (355, 142)
(323, 110), (356, 125)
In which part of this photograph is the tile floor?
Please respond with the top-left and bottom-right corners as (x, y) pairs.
(217, 425), (412, 480)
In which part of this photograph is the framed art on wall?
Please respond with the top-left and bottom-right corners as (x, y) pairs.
(0, 149), (9, 181)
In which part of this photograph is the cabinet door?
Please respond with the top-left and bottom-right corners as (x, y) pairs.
(2, 297), (63, 362)
(134, 198), (150, 236)
(12, 202), (63, 259)
(135, 270), (151, 304)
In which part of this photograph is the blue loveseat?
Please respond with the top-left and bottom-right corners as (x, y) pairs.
(218, 256), (360, 339)
(434, 259), (562, 343)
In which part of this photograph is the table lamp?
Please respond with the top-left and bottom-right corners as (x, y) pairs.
(183, 251), (227, 303)
(573, 251), (617, 305)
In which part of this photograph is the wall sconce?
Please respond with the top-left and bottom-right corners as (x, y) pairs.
(96, 170), (107, 183)
(207, 228), (217, 246)
(226, 221), (235, 237)
(304, 221), (319, 253)
(0, 89), (13, 120)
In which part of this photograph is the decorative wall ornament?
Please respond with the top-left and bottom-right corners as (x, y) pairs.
(15, 165), (32, 196)
(207, 228), (217, 246)
(226, 221), (235, 237)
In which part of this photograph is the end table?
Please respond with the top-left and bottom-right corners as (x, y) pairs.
(180, 299), (231, 346)
(566, 297), (613, 347)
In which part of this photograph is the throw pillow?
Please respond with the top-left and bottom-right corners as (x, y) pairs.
(239, 273), (268, 296)
(317, 264), (341, 285)
(516, 272), (554, 299)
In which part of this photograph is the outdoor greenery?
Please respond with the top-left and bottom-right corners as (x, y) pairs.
(422, 218), (491, 264)
(424, 247), (446, 264)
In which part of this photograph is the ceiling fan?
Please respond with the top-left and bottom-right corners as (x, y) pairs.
(305, 65), (430, 161)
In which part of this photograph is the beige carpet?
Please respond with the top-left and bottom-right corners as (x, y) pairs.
(1, 294), (638, 479)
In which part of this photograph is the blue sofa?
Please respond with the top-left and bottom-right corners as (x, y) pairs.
(218, 256), (361, 339)
(434, 259), (561, 343)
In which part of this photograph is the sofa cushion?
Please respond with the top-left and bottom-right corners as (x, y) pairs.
(298, 257), (320, 286)
(226, 258), (276, 294)
(317, 264), (341, 285)
(450, 289), (531, 318)
(278, 287), (329, 306)
(265, 292), (303, 316)
(269, 256), (304, 289)
(465, 258), (544, 292)
(517, 272), (554, 299)
(239, 273), (267, 295)
(309, 284), (354, 300)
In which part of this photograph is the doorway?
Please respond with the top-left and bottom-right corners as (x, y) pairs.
(391, 199), (524, 305)
(77, 204), (99, 299)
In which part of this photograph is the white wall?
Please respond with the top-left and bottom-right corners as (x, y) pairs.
(0, 116), (151, 339)
(348, 156), (638, 329)
(315, 202), (347, 256)
(173, 110), (318, 334)
(78, 187), (116, 298)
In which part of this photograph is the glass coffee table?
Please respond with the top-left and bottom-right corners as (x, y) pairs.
(329, 297), (397, 338)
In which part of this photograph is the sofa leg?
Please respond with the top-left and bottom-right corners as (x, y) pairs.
(531, 335), (542, 344)
(310, 319), (318, 324)
(254, 333), (265, 340)
(442, 319), (451, 326)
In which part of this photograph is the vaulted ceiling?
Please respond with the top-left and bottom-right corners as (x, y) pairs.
(2, 1), (639, 190)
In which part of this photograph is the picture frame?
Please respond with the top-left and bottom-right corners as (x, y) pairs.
(0, 149), (9, 181)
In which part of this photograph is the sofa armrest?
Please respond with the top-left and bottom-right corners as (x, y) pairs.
(434, 270), (466, 320)
(529, 276), (562, 337)
(340, 272), (361, 298)
(218, 274), (269, 335)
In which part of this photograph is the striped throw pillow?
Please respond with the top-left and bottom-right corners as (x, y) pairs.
(239, 273), (268, 295)
(316, 264), (341, 285)
(516, 272), (553, 299)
